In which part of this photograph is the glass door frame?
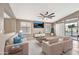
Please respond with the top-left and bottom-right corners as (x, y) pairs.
(64, 18), (79, 41)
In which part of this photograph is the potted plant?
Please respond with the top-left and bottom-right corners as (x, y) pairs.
(51, 27), (54, 36)
(68, 24), (76, 36)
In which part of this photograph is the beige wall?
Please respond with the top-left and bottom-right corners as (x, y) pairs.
(16, 19), (21, 33)
(4, 18), (16, 33)
(16, 20), (33, 37)
(16, 19), (52, 37)
(0, 4), (5, 55)
(0, 3), (15, 55)
(0, 6), (4, 33)
(3, 3), (15, 18)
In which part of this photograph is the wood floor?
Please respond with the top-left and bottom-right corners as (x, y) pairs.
(29, 39), (79, 55)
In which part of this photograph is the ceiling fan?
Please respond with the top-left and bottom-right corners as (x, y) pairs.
(38, 12), (55, 19)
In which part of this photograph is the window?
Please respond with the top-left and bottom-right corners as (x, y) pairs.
(45, 24), (51, 33)
(20, 22), (31, 34)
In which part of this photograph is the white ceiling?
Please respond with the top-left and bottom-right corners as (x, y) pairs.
(9, 3), (79, 23)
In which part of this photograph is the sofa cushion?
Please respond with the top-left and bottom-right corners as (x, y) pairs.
(63, 37), (70, 41)
(13, 36), (22, 44)
(48, 37), (59, 44)
(10, 33), (18, 44)
(18, 33), (23, 39)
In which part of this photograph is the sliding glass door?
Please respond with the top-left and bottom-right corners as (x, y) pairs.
(64, 18), (79, 41)
(55, 22), (65, 37)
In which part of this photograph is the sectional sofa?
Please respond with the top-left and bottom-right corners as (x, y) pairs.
(42, 37), (73, 55)
(4, 33), (28, 55)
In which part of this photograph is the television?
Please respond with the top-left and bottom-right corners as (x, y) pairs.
(34, 22), (44, 28)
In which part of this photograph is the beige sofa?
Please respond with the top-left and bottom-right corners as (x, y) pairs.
(36, 37), (46, 43)
(4, 41), (28, 55)
(42, 41), (63, 55)
(4, 34), (28, 55)
(36, 36), (58, 43)
(42, 37), (73, 55)
(62, 37), (73, 53)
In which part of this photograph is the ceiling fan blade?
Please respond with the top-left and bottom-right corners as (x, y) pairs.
(50, 15), (55, 17)
(47, 15), (55, 18)
(47, 15), (55, 19)
(48, 13), (55, 16)
(40, 13), (45, 17)
(38, 16), (44, 18)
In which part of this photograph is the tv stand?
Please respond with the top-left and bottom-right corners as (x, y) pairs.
(34, 33), (45, 38)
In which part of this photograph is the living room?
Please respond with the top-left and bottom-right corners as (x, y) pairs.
(0, 3), (79, 55)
